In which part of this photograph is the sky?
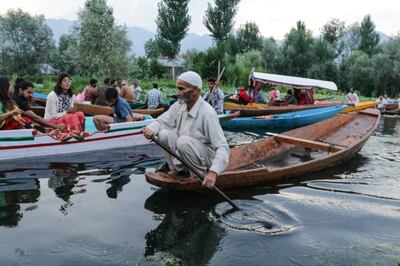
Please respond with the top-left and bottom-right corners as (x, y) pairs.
(0, 0), (399, 39)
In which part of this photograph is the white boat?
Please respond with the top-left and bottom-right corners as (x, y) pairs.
(0, 112), (237, 162)
(0, 117), (152, 162)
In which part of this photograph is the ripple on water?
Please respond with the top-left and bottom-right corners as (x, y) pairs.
(211, 200), (298, 234)
(49, 235), (132, 265)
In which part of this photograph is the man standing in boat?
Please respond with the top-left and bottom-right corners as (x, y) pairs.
(142, 71), (230, 188)
(203, 78), (224, 114)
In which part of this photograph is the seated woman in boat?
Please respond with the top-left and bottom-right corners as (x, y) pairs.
(294, 88), (306, 105)
(284, 90), (298, 104)
(93, 87), (144, 131)
(227, 87), (252, 105)
(268, 88), (280, 103)
(346, 88), (359, 106)
(0, 76), (33, 130)
(376, 95), (386, 111)
(44, 73), (85, 132)
(82, 78), (97, 102)
(13, 80), (65, 132)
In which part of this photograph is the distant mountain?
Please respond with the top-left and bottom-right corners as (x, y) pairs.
(377, 31), (391, 43)
(46, 19), (213, 56)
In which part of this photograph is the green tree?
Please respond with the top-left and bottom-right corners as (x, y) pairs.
(359, 15), (380, 56)
(321, 18), (345, 45)
(144, 38), (160, 59)
(203, 0), (240, 49)
(156, 0), (190, 78)
(73, 0), (131, 76)
(156, 0), (190, 58)
(260, 37), (281, 72)
(307, 38), (338, 82)
(0, 8), (55, 75)
(281, 21), (314, 76)
(54, 34), (80, 74)
(341, 51), (375, 96)
(129, 56), (149, 79)
(226, 50), (265, 86)
(236, 22), (263, 54)
(149, 58), (165, 79)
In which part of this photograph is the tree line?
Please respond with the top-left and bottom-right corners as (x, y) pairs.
(0, 0), (399, 97)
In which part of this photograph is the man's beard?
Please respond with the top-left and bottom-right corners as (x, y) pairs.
(178, 94), (193, 104)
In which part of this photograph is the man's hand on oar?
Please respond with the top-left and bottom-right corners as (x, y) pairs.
(203, 170), (217, 188)
(142, 127), (154, 140)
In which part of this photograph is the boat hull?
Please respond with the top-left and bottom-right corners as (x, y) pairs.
(145, 109), (380, 190)
(221, 105), (346, 130)
(223, 102), (339, 116)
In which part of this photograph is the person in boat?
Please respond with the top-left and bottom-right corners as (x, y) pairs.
(131, 79), (142, 102)
(93, 87), (143, 131)
(119, 80), (135, 102)
(284, 89), (298, 104)
(145, 83), (162, 109)
(82, 78), (97, 102)
(248, 83), (266, 104)
(142, 71), (230, 188)
(111, 79), (120, 93)
(268, 87), (280, 103)
(0, 76), (28, 130)
(346, 88), (359, 106)
(95, 78), (111, 106)
(376, 95), (386, 111)
(44, 73), (85, 132)
(203, 78), (224, 114)
(294, 88), (306, 105)
(12, 80), (65, 131)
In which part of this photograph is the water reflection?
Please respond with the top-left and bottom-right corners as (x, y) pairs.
(0, 179), (40, 227)
(144, 190), (225, 265)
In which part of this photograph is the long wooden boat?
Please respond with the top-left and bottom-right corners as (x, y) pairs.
(132, 107), (165, 118)
(224, 101), (339, 116)
(0, 117), (153, 162)
(340, 101), (377, 114)
(145, 108), (380, 190)
(75, 102), (165, 118)
(222, 105), (347, 130)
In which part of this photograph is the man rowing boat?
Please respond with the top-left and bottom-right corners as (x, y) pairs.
(142, 71), (230, 188)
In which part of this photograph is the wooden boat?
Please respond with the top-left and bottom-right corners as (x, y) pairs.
(75, 102), (165, 118)
(32, 92), (47, 107)
(0, 117), (153, 162)
(222, 105), (347, 130)
(132, 107), (165, 118)
(75, 102), (114, 116)
(224, 101), (339, 116)
(340, 101), (377, 114)
(145, 108), (380, 190)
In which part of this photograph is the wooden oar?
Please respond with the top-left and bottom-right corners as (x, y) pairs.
(151, 136), (240, 210)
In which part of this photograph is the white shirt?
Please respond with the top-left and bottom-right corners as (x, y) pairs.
(347, 92), (359, 106)
(147, 96), (230, 175)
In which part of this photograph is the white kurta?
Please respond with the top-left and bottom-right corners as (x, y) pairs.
(147, 96), (229, 175)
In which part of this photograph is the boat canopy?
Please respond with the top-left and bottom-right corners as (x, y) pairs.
(251, 72), (338, 91)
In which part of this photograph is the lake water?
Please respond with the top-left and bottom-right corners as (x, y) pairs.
(0, 116), (399, 265)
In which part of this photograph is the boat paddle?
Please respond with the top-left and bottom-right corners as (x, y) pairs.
(151, 136), (240, 210)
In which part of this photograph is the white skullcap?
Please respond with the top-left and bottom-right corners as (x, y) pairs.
(177, 71), (202, 89)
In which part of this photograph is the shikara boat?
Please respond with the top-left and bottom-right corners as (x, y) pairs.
(145, 108), (380, 190)
(340, 101), (377, 114)
(224, 101), (340, 116)
(222, 105), (347, 130)
(0, 117), (153, 162)
(75, 102), (165, 118)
